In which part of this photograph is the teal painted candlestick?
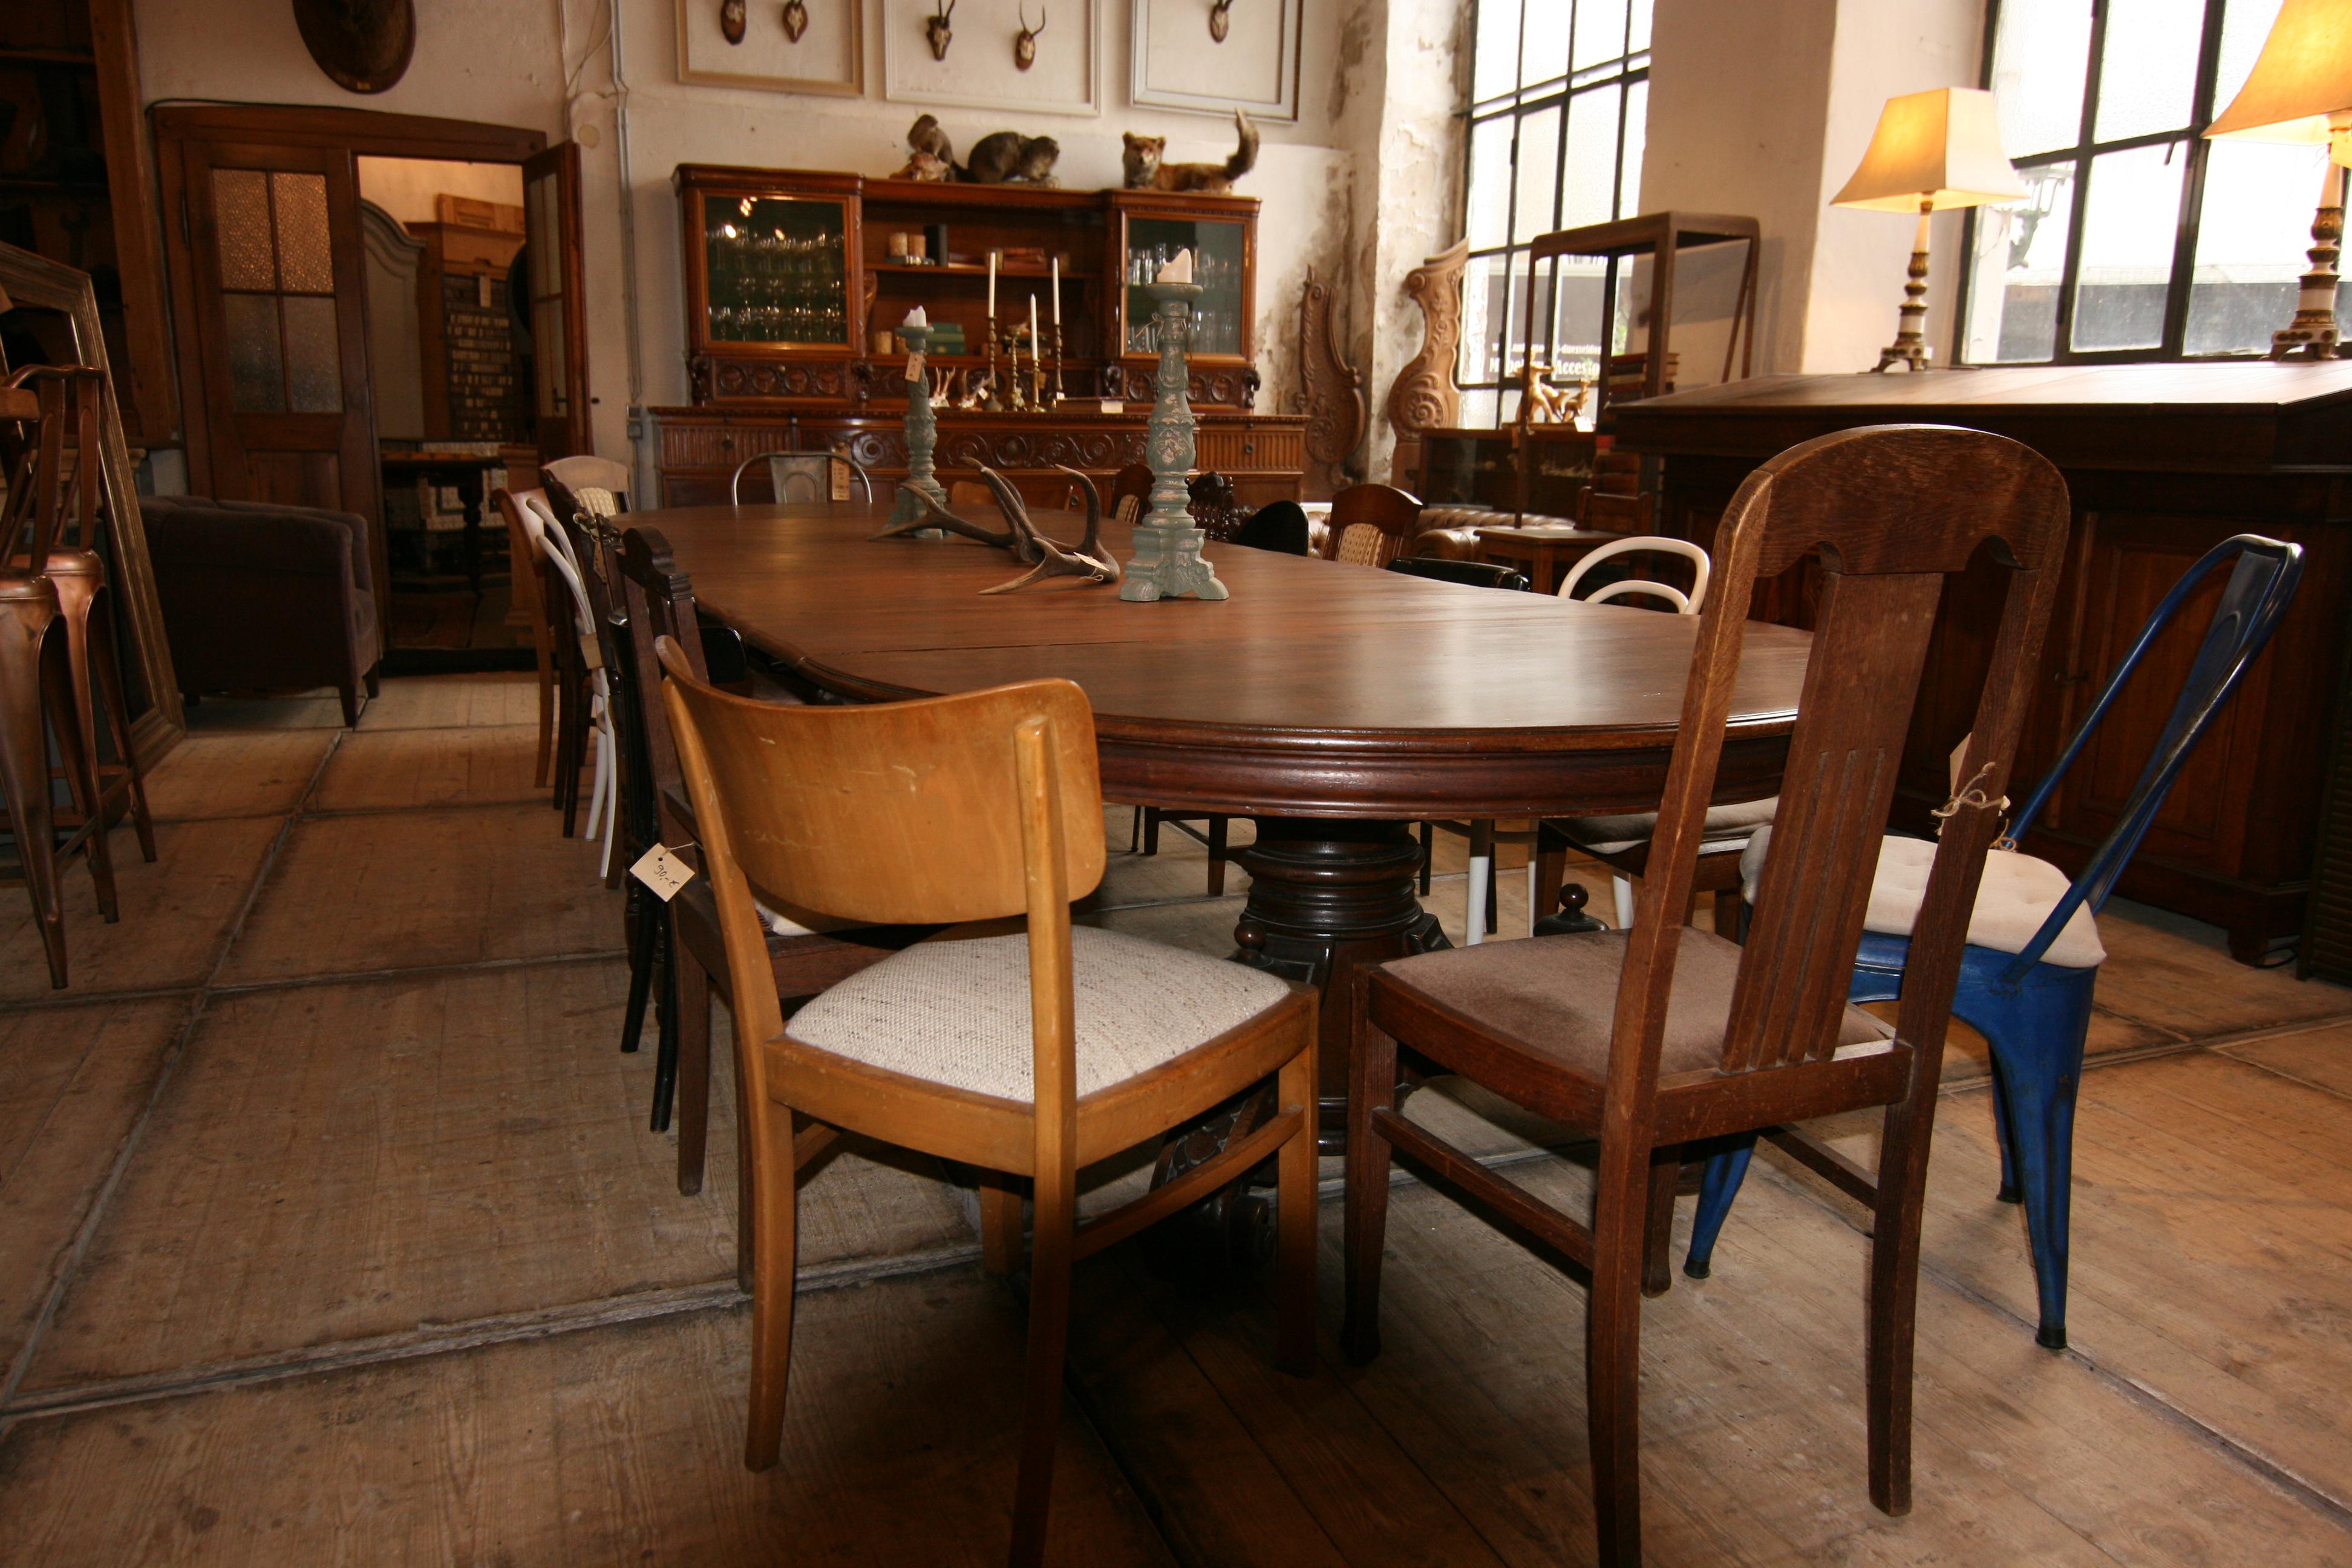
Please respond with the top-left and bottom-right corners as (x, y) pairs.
(1119, 280), (1227, 603)
(889, 321), (950, 526)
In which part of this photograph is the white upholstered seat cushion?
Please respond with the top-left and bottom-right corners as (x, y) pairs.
(1739, 827), (2105, 969)
(786, 926), (1295, 1102)
(1553, 797), (1780, 856)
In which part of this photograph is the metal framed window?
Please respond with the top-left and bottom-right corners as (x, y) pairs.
(1958, 0), (2336, 364)
(1457, 0), (1652, 427)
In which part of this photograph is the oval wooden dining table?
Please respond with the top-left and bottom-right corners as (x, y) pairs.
(635, 500), (1814, 1142)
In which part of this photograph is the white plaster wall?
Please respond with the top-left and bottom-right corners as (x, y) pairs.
(135, 0), (1364, 479)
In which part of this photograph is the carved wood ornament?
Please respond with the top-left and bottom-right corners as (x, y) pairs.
(1291, 266), (1365, 494)
(1385, 237), (1468, 438)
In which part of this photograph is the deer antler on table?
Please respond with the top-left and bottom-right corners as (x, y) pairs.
(870, 464), (1120, 594)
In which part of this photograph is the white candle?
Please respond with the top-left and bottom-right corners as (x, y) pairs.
(901, 305), (927, 328)
(1029, 293), (1039, 352)
(987, 251), (998, 316)
(1051, 257), (1061, 328)
(1157, 247), (1194, 285)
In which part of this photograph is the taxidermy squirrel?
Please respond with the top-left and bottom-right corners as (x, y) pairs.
(899, 116), (1061, 185)
(1122, 109), (1258, 194)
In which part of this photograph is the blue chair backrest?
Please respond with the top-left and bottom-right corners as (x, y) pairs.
(2002, 533), (2302, 975)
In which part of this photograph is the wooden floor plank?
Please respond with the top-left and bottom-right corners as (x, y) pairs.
(2091, 919), (2352, 1039)
(2219, 1019), (2352, 1098)
(139, 731), (333, 823)
(357, 672), (541, 732)
(312, 724), (547, 814)
(16, 962), (972, 1396)
(0, 817), (280, 1003)
(0, 999), (189, 1391)
(218, 803), (621, 984)
(0, 1278), (1172, 1567)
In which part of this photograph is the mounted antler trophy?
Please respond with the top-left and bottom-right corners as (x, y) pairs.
(1014, 4), (1046, 69)
(720, 0), (746, 41)
(782, 0), (808, 41)
(1208, 0), (1233, 42)
(926, 0), (956, 60)
(871, 466), (1120, 596)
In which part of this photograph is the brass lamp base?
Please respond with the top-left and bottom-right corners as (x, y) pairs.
(1871, 201), (1935, 373)
(2272, 194), (2344, 361)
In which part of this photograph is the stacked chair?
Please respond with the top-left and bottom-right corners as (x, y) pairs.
(0, 364), (156, 988)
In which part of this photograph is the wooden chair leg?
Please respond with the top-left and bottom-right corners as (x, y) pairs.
(1419, 820), (1434, 894)
(1534, 833), (1565, 921)
(0, 601), (69, 986)
(1642, 1144), (1679, 1298)
(1205, 814), (1228, 897)
(40, 621), (115, 921)
(742, 1087), (802, 1472)
(83, 590), (155, 863)
(364, 665), (381, 698)
(338, 682), (361, 729)
(1007, 1158), (1076, 1568)
(534, 646), (556, 788)
(1713, 887), (1743, 939)
(619, 884), (658, 1056)
(649, 913), (681, 1131)
(1587, 1138), (1652, 1567)
(1274, 1025), (1319, 1377)
(1867, 1087), (1936, 1516)
(1140, 807), (1161, 856)
(675, 938), (712, 1196)
(1342, 973), (1397, 1364)
(979, 1176), (1024, 1275)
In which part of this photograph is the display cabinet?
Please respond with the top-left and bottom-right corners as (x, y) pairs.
(1105, 191), (1256, 405)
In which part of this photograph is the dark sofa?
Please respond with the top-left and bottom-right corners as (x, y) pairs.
(140, 496), (384, 725)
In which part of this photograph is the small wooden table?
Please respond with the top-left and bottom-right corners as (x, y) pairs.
(1473, 523), (1623, 595)
(641, 501), (1813, 1143)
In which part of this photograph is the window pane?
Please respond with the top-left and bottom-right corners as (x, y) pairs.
(1550, 255), (1610, 387)
(1460, 388), (1501, 428)
(223, 293), (286, 412)
(1628, 0), (1651, 53)
(1618, 80), (1647, 217)
(2072, 143), (2186, 351)
(281, 295), (343, 412)
(2215, 0), (2285, 111)
(271, 171), (335, 293)
(1563, 84), (1622, 230)
(1964, 162), (2075, 362)
(1521, 0), (1569, 89)
(1989, 0), (2092, 157)
(1467, 117), (1514, 249)
(1460, 252), (1513, 390)
(1513, 105), (1563, 243)
(213, 169), (276, 292)
(2187, 138), (2337, 353)
(1573, 0), (1629, 70)
(1472, 0), (1521, 102)
(2093, 0), (2203, 143)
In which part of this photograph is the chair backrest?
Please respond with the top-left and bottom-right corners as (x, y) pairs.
(1388, 555), (1528, 591)
(618, 526), (710, 851)
(1334, 522), (1397, 567)
(3, 365), (108, 572)
(543, 454), (630, 528)
(1230, 501), (1312, 555)
(1110, 463), (1154, 510)
(491, 487), (554, 628)
(1619, 425), (2068, 1100)
(949, 479), (995, 510)
(1325, 482), (1422, 560)
(2003, 532), (2301, 970)
(1559, 535), (1711, 615)
(728, 449), (877, 506)
(658, 644), (1108, 1118)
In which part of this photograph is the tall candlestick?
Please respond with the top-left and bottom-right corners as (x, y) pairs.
(1051, 257), (1061, 328)
(987, 251), (998, 317)
(1028, 294), (1039, 360)
(1119, 279), (1226, 603)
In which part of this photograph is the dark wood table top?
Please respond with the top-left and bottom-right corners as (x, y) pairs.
(640, 501), (1814, 818)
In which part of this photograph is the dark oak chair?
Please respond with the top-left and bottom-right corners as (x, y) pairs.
(1230, 500), (1313, 555)
(659, 645), (1319, 1568)
(1325, 481), (1423, 567)
(1344, 425), (2071, 1567)
(1685, 531), (2304, 1352)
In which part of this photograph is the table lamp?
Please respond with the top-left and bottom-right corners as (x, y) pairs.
(1832, 87), (2027, 371)
(2204, 0), (2352, 359)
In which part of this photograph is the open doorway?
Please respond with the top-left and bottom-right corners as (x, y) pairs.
(154, 106), (590, 687)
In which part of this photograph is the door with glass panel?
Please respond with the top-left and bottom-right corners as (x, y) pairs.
(522, 142), (592, 460)
(178, 140), (376, 525)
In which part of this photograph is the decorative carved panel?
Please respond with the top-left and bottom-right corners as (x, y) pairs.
(695, 356), (853, 403)
(1386, 238), (1468, 439)
(1099, 363), (1261, 409)
(1292, 266), (1365, 498)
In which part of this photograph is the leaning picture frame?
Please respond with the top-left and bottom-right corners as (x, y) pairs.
(1130, 0), (1300, 121)
(0, 240), (186, 763)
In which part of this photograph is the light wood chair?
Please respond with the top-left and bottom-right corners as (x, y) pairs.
(492, 488), (565, 791)
(541, 453), (632, 524)
(1344, 425), (2071, 1567)
(659, 645), (1319, 1567)
(1324, 481), (1423, 566)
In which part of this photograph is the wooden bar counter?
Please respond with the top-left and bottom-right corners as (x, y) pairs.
(1615, 363), (2352, 961)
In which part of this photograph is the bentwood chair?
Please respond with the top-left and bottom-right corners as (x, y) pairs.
(727, 449), (875, 506)
(659, 644), (1319, 1567)
(616, 523), (917, 1195)
(529, 495), (619, 856)
(541, 454), (632, 525)
(1684, 532), (2303, 1353)
(1345, 425), (2070, 1567)
(1540, 537), (1768, 933)
(493, 488), (566, 791)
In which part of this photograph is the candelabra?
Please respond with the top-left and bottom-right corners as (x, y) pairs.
(1119, 280), (1227, 602)
(1049, 322), (1067, 405)
(981, 312), (1004, 411)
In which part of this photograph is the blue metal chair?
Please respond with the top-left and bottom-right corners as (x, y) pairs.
(1682, 532), (2304, 1350)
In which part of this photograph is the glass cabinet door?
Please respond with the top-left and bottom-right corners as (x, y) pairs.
(702, 194), (849, 347)
(1122, 215), (1246, 357)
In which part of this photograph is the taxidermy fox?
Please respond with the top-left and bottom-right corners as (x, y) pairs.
(1123, 109), (1258, 194)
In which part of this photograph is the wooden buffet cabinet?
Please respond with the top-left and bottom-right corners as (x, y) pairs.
(1615, 364), (2352, 963)
(650, 163), (1304, 508)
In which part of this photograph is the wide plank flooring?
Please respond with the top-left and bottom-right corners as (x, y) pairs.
(4, 673), (2350, 1565)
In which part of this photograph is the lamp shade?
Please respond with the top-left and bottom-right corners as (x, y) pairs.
(2206, 0), (2352, 143)
(1832, 87), (2028, 212)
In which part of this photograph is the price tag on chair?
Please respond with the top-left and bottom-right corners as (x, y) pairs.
(630, 843), (697, 902)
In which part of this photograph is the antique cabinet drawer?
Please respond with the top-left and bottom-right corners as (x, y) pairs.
(1195, 426), (1299, 472)
(658, 417), (795, 471)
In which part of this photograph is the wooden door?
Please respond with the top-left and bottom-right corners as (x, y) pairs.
(522, 142), (592, 460)
(177, 140), (377, 526)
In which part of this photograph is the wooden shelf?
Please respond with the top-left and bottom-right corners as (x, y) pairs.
(868, 261), (1091, 279)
